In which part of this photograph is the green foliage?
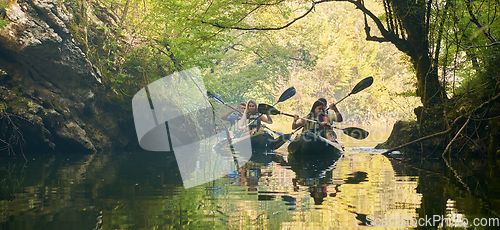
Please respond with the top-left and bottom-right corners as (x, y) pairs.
(0, 101), (6, 113)
(427, 0), (499, 97)
(77, 0), (432, 125)
(0, 3), (9, 29)
(454, 47), (500, 99)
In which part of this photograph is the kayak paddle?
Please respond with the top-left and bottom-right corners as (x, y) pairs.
(258, 103), (316, 122)
(259, 103), (369, 149)
(207, 91), (285, 136)
(246, 86), (296, 127)
(327, 77), (373, 111)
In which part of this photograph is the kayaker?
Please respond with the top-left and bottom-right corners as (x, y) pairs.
(317, 98), (343, 123)
(220, 102), (246, 138)
(238, 99), (273, 136)
(292, 100), (336, 141)
(318, 98), (343, 140)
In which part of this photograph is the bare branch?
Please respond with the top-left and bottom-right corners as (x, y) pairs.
(425, 0), (432, 36)
(343, 0), (409, 52)
(382, 128), (451, 156)
(241, 0), (286, 6)
(465, 0), (497, 43)
(382, 116), (465, 156)
(433, 0), (451, 68)
(442, 117), (470, 157)
(203, 0), (332, 31)
(463, 41), (499, 49)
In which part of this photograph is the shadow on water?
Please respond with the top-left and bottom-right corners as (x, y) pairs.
(0, 151), (184, 230)
(387, 157), (500, 229)
(1, 125), (500, 229)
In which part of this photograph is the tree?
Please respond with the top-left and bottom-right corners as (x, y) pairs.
(201, 0), (498, 110)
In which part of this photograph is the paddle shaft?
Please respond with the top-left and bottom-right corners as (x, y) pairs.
(246, 87), (296, 127)
(208, 91), (287, 136)
(279, 112), (318, 123)
(223, 104), (243, 115)
(326, 77), (373, 112)
(325, 93), (350, 112)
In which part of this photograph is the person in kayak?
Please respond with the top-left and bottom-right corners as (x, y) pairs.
(220, 102), (246, 138)
(292, 100), (337, 141)
(238, 99), (273, 136)
(317, 98), (343, 123)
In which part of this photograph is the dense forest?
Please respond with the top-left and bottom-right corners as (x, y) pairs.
(0, 0), (499, 161)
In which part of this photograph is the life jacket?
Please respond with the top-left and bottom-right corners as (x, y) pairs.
(304, 113), (328, 138)
(246, 112), (262, 130)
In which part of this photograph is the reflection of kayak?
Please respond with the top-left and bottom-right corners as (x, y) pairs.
(230, 130), (275, 150)
(288, 132), (343, 159)
(288, 147), (341, 179)
(287, 133), (343, 205)
(213, 131), (275, 153)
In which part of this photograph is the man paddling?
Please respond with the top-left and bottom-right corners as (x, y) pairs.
(220, 102), (246, 138)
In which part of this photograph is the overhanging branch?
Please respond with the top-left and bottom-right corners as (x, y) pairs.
(241, 0), (286, 6)
(202, 0), (332, 31)
(344, 0), (408, 49)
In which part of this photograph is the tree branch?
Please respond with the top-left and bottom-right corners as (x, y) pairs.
(202, 0), (331, 31)
(342, 0), (410, 52)
(241, 0), (286, 6)
(382, 129), (451, 156)
(442, 117), (470, 157)
(433, 0), (451, 68)
(465, 0), (497, 43)
(382, 116), (464, 156)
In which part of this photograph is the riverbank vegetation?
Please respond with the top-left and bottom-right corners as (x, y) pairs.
(1, 0), (498, 160)
(73, 0), (421, 125)
(81, 0), (499, 160)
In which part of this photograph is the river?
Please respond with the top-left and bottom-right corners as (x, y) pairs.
(1, 126), (499, 229)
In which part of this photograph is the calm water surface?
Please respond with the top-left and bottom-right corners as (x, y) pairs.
(1, 126), (499, 229)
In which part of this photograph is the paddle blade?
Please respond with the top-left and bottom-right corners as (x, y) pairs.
(350, 77), (373, 95)
(258, 104), (281, 115)
(342, 127), (369, 139)
(269, 133), (292, 150)
(207, 91), (225, 104)
(277, 87), (296, 103)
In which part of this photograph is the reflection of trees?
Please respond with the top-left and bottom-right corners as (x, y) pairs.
(0, 153), (114, 229)
(211, 149), (424, 229)
(279, 152), (421, 229)
(393, 158), (500, 229)
(330, 153), (421, 228)
(0, 152), (201, 229)
(0, 150), (433, 229)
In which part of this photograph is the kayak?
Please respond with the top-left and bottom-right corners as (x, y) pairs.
(213, 130), (275, 153)
(230, 130), (275, 150)
(287, 132), (343, 159)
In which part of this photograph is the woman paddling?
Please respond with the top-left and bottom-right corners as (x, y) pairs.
(317, 97), (343, 123)
(292, 100), (340, 141)
(238, 99), (273, 136)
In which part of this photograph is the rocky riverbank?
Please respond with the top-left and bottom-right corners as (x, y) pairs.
(0, 0), (133, 154)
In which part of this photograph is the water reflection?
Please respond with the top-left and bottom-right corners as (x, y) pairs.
(1, 126), (499, 229)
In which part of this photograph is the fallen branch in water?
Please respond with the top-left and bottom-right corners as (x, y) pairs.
(382, 116), (465, 156)
(442, 157), (471, 193)
(442, 116), (471, 157)
(382, 129), (451, 156)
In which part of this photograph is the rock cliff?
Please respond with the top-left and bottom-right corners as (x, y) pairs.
(0, 0), (131, 154)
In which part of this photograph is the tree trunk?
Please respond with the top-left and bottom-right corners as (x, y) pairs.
(390, 0), (445, 108)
